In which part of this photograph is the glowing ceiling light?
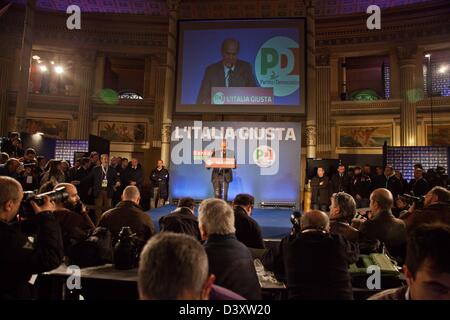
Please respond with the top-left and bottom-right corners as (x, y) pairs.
(438, 65), (448, 74)
(54, 66), (64, 74)
(32, 55), (40, 60)
(424, 54), (431, 58)
(50, 61), (55, 65)
(39, 65), (48, 72)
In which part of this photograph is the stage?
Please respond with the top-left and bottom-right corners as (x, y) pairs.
(146, 205), (293, 239)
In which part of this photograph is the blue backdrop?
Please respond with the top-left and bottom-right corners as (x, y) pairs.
(169, 121), (301, 207)
(179, 27), (300, 105)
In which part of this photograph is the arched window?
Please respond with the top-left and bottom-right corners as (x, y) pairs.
(118, 90), (143, 100)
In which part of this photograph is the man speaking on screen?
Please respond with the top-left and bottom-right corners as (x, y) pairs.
(196, 38), (257, 104)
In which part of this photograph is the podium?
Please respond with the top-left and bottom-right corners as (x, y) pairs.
(211, 87), (274, 105)
(205, 157), (236, 169)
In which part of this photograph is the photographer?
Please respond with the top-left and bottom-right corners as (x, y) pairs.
(0, 132), (24, 158)
(52, 183), (95, 256)
(0, 176), (64, 299)
(403, 186), (450, 232)
(272, 210), (359, 300)
(0, 158), (21, 180)
(20, 163), (39, 191)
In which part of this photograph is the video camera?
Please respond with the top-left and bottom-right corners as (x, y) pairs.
(20, 187), (69, 218)
(399, 194), (425, 209)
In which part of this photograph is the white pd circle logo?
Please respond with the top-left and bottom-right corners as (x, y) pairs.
(253, 145), (276, 168)
(213, 91), (225, 104)
(255, 36), (300, 97)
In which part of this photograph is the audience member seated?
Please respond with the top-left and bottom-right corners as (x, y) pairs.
(404, 186), (450, 232)
(199, 198), (262, 300)
(99, 186), (155, 249)
(138, 232), (244, 300)
(329, 192), (359, 243)
(0, 176), (64, 299)
(159, 197), (201, 240)
(358, 188), (407, 263)
(51, 183), (95, 255)
(369, 224), (450, 300)
(280, 210), (359, 299)
(232, 193), (264, 249)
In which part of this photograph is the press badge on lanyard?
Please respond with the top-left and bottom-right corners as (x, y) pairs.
(102, 166), (108, 188)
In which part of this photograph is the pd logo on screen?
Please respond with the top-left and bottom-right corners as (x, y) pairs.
(253, 145), (276, 168)
(213, 91), (225, 104)
(255, 36), (300, 97)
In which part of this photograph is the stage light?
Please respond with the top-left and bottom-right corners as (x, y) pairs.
(54, 66), (64, 74)
(37, 60), (42, 64)
(32, 55), (40, 60)
(39, 65), (48, 72)
(438, 65), (448, 74)
(50, 61), (55, 65)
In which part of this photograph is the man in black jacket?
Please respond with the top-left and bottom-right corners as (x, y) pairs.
(232, 193), (264, 249)
(310, 167), (332, 212)
(99, 186), (155, 247)
(279, 210), (359, 300)
(209, 140), (235, 201)
(382, 166), (403, 201)
(122, 158), (144, 192)
(199, 198), (262, 300)
(150, 160), (169, 208)
(331, 164), (351, 194)
(159, 197), (201, 241)
(88, 154), (120, 224)
(409, 168), (430, 197)
(358, 188), (407, 262)
(0, 176), (64, 299)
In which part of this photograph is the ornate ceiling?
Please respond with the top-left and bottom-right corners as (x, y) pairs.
(10, 0), (435, 17)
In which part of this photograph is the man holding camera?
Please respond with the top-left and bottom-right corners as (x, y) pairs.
(52, 183), (95, 255)
(0, 176), (64, 299)
(401, 186), (450, 232)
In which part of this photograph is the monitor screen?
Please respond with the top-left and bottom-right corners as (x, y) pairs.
(176, 19), (306, 114)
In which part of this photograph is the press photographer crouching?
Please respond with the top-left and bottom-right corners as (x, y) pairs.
(51, 183), (95, 256)
(0, 176), (64, 300)
(400, 186), (450, 232)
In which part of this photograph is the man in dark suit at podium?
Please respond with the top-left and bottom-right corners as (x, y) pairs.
(196, 38), (256, 104)
(209, 140), (235, 201)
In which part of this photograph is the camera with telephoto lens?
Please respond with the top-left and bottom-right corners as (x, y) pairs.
(399, 194), (425, 210)
(20, 187), (69, 218)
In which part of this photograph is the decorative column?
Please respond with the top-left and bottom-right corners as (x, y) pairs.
(160, 0), (180, 167)
(316, 52), (332, 157)
(153, 63), (166, 145)
(15, 0), (35, 131)
(397, 46), (418, 146)
(93, 54), (105, 96)
(77, 52), (95, 139)
(0, 54), (11, 136)
(143, 56), (153, 98)
(305, 0), (317, 159)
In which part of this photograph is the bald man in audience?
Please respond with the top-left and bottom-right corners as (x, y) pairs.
(99, 186), (155, 248)
(358, 188), (407, 262)
(270, 210), (359, 300)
